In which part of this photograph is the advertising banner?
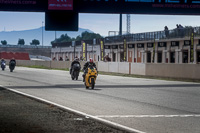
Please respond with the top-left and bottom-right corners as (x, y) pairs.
(100, 39), (104, 61)
(48, 0), (73, 10)
(82, 41), (87, 61)
(2, 0), (200, 14)
(0, 0), (45, 11)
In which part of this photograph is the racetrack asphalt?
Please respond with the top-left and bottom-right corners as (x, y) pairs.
(0, 87), (129, 133)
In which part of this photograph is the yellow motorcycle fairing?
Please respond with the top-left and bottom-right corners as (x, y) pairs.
(85, 67), (97, 89)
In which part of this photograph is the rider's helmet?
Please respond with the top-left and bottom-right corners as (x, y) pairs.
(74, 57), (79, 61)
(89, 58), (93, 63)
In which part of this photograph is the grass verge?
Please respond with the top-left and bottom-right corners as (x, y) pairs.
(22, 65), (69, 71)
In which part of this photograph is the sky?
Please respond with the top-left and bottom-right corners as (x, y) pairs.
(1, 11), (200, 36)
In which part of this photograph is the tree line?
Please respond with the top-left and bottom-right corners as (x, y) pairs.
(51, 31), (102, 44)
(1, 39), (40, 45)
(0, 31), (102, 46)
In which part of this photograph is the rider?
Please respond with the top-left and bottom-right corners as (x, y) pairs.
(9, 58), (16, 66)
(1, 58), (5, 64)
(70, 57), (80, 74)
(82, 58), (97, 82)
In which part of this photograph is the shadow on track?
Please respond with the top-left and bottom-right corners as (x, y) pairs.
(6, 83), (200, 90)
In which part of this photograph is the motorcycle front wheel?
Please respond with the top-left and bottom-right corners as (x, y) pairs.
(91, 78), (95, 89)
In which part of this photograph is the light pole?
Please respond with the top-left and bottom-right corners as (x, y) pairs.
(119, 14), (122, 36)
(42, 21), (44, 47)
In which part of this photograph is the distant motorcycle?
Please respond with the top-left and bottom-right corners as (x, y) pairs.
(9, 60), (16, 72)
(1, 61), (6, 71)
(71, 63), (81, 80)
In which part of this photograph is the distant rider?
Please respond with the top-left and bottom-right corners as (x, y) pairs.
(1, 58), (6, 64)
(70, 57), (80, 74)
(82, 58), (97, 82)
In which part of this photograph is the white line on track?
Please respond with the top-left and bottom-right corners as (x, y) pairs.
(96, 115), (200, 118)
(0, 85), (145, 133)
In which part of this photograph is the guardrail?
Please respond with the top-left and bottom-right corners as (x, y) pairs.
(50, 26), (200, 47)
(0, 45), (51, 49)
(105, 26), (200, 44)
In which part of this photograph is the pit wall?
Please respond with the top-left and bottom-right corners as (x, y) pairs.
(12, 60), (88, 70)
(145, 63), (200, 79)
(11, 60), (200, 80)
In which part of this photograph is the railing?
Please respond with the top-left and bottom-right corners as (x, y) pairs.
(105, 26), (200, 44)
(0, 45), (51, 49)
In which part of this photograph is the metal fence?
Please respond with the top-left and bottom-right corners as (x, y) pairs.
(0, 45), (51, 49)
(105, 26), (200, 44)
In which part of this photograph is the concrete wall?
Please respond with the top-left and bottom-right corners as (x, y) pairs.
(108, 62), (119, 73)
(131, 63), (146, 75)
(146, 63), (200, 79)
(98, 62), (109, 72)
(35, 61), (51, 68)
(16, 60), (51, 68)
(16, 60), (36, 66)
(12, 60), (200, 80)
(51, 61), (68, 69)
(98, 62), (129, 74)
(118, 62), (129, 74)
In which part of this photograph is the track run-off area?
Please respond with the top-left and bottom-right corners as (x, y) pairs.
(0, 67), (200, 133)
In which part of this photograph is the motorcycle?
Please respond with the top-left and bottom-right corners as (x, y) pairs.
(1, 61), (6, 71)
(9, 60), (16, 72)
(84, 65), (98, 89)
(71, 63), (81, 80)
